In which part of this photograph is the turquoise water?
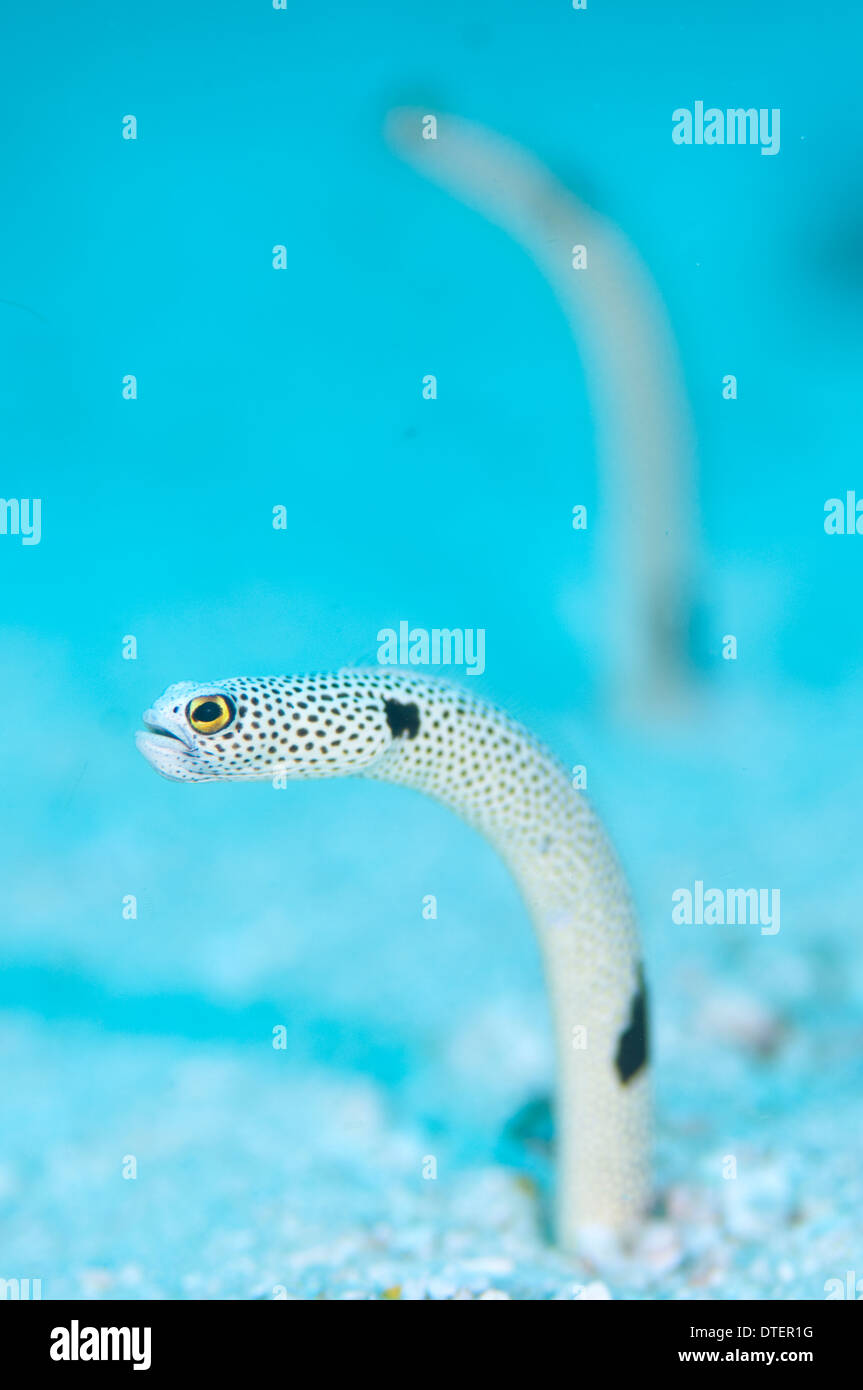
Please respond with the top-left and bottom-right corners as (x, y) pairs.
(1, 0), (861, 1298)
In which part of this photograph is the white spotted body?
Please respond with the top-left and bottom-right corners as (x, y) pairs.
(137, 669), (650, 1248)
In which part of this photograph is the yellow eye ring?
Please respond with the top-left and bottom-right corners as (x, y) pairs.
(187, 694), (236, 734)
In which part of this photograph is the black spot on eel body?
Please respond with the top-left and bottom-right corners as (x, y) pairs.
(384, 698), (420, 740)
(615, 965), (649, 1084)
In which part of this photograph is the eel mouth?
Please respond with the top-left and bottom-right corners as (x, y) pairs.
(136, 713), (194, 766)
(141, 718), (187, 744)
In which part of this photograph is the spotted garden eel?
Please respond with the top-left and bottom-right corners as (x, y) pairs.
(136, 669), (650, 1250)
(386, 108), (698, 714)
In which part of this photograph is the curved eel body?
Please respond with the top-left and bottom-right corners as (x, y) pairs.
(386, 109), (698, 714)
(137, 669), (650, 1249)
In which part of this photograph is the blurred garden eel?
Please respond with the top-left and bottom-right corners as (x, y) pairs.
(137, 670), (650, 1250)
(386, 108), (697, 714)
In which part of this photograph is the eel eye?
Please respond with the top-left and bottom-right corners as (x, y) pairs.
(187, 694), (236, 734)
